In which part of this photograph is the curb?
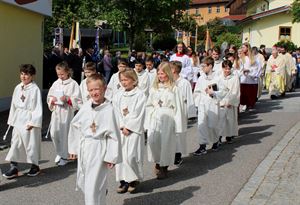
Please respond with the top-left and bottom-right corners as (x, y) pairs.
(231, 121), (300, 205)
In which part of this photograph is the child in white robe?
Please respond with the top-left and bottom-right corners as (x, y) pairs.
(113, 68), (147, 193)
(68, 74), (122, 205)
(47, 62), (82, 166)
(193, 57), (220, 155)
(80, 62), (97, 103)
(105, 58), (127, 101)
(145, 57), (157, 87)
(134, 58), (150, 97)
(3, 64), (42, 179)
(207, 60), (240, 143)
(145, 62), (184, 179)
(170, 61), (196, 165)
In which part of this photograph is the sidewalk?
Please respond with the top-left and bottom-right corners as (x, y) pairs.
(231, 120), (300, 205)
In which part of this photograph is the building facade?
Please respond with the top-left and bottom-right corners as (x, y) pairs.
(239, 0), (300, 48)
(0, 1), (51, 108)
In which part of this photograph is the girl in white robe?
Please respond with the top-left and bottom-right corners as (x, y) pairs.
(145, 62), (184, 179)
(134, 59), (150, 97)
(170, 61), (196, 165)
(193, 57), (220, 155)
(80, 62), (97, 103)
(47, 62), (82, 166)
(112, 68), (147, 193)
(145, 57), (157, 87)
(3, 64), (42, 179)
(68, 74), (122, 205)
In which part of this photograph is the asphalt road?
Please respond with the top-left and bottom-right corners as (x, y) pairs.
(1, 90), (300, 205)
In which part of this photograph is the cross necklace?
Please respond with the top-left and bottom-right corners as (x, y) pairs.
(20, 85), (26, 102)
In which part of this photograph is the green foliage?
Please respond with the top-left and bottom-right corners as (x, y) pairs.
(152, 34), (177, 51)
(176, 13), (197, 33)
(215, 33), (242, 48)
(133, 32), (148, 52)
(275, 40), (298, 52)
(292, 0), (300, 23)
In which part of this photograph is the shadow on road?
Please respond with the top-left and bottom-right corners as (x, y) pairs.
(123, 186), (200, 205)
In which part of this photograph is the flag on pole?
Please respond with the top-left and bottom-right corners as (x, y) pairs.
(92, 27), (100, 62)
(69, 21), (75, 50)
(75, 21), (81, 48)
(205, 29), (214, 51)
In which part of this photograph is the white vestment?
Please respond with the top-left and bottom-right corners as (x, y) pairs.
(47, 78), (82, 159)
(6, 82), (42, 165)
(194, 72), (220, 145)
(135, 69), (150, 97)
(80, 78), (90, 104)
(170, 54), (193, 82)
(215, 73), (240, 137)
(145, 84), (184, 166)
(281, 53), (297, 90)
(213, 59), (223, 77)
(68, 100), (122, 205)
(113, 87), (146, 182)
(146, 68), (157, 88)
(105, 72), (124, 101)
(175, 77), (196, 156)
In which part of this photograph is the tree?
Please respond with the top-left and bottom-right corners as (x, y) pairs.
(215, 33), (242, 48)
(101, 0), (191, 50)
(292, 0), (300, 23)
(44, 0), (104, 51)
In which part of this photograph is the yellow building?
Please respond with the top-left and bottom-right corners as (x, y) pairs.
(0, 0), (52, 110)
(189, 0), (230, 25)
(241, 0), (300, 48)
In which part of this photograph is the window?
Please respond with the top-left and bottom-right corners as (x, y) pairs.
(225, 7), (229, 12)
(279, 27), (291, 41)
(216, 6), (220, 13)
(208, 6), (212, 13)
(196, 8), (199, 15)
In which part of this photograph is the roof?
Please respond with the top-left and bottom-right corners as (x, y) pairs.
(190, 0), (230, 6)
(240, 5), (291, 23)
(222, 14), (246, 21)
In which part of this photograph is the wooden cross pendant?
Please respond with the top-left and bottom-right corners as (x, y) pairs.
(158, 99), (163, 107)
(122, 107), (129, 116)
(90, 121), (97, 134)
(20, 94), (26, 102)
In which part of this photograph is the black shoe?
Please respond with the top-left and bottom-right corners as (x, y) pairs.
(174, 158), (183, 166)
(193, 146), (207, 156)
(270, 95), (278, 100)
(27, 165), (40, 177)
(3, 167), (18, 179)
(226, 136), (234, 144)
(211, 142), (219, 151)
(117, 181), (129, 194)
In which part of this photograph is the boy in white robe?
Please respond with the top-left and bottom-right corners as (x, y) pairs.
(80, 62), (97, 103)
(105, 58), (127, 101)
(113, 68), (147, 193)
(68, 74), (122, 205)
(170, 61), (196, 165)
(193, 57), (220, 155)
(145, 57), (157, 87)
(145, 62), (184, 179)
(47, 62), (82, 166)
(3, 64), (42, 179)
(134, 59), (150, 97)
(207, 60), (240, 143)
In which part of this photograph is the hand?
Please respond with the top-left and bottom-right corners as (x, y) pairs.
(226, 104), (232, 108)
(106, 162), (115, 169)
(26, 125), (33, 130)
(51, 96), (57, 104)
(60, 95), (68, 103)
(205, 87), (214, 96)
(122, 128), (131, 136)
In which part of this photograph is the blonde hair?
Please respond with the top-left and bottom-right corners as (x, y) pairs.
(86, 73), (106, 87)
(118, 68), (138, 87)
(56, 61), (72, 77)
(153, 62), (175, 89)
(242, 42), (256, 65)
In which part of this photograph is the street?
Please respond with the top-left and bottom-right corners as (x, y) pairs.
(1, 90), (300, 205)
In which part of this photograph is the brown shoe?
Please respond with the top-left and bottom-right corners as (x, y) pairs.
(157, 166), (168, 180)
(128, 181), (140, 193)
